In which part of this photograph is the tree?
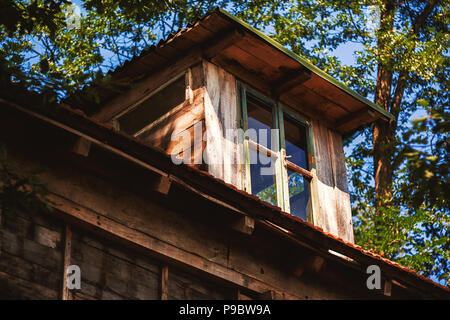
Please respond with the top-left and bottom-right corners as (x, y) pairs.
(0, 0), (448, 285)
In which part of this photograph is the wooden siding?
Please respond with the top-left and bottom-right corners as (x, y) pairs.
(0, 99), (442, 300)
(0, 209), (64, 299)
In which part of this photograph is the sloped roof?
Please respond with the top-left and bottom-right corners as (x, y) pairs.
(66, 8), (393, 134)
(0, 82), (448, 298)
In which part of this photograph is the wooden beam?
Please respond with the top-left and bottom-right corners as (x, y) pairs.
(203, 29), (244, 59)
(60, 224), (72, 300)
(211, 56), (272, 94)
(334, 107), (376, 133)
(151, 175), (172, 195)
(160, 265), (169, 300)
(71, 137), (92, 157)
(231, 215), (255, 235)
(272, 69), (311, 98)
(47, 193), (302, 300)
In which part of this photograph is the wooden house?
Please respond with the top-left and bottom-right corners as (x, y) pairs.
(0, 9), (448, 300)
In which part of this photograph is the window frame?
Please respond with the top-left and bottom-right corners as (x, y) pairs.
(238, 81), (315, 222)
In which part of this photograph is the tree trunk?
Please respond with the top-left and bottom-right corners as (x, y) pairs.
(373, 1), (396, 210)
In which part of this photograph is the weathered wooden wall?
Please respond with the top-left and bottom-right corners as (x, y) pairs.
(0, 100), (430, 300)
(0, 208), (64, 299)
(310, 119), (354, 243)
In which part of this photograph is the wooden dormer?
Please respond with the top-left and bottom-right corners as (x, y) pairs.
(78, 9), (393, 243)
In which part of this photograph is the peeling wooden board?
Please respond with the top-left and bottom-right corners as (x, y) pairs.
(311, 119), (338, 236)
(203, 60), (243, 189)
(328, 129), (354, 243)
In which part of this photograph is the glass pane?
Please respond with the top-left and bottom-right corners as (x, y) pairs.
(249, 148), (277, 206)
(287, 170), (310, 220)
(247, 95), (273, 149)
(284, 115), (308, 170)
(118, 75), (186, 135)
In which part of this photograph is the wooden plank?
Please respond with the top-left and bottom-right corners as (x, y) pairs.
(203, 64), (224, 180)
(272, 69), (311, 97)
(46, 193), (301, 299)
(70, 230), (160, 300)
(221, 45), (275, 79)
(203, 61), (243, 188)
(302, 74), (363, 112)
(335, 107), (376, 133)
(168, 266), (230, 300)
(198, 12), (231, 34)
(0, 270), (58, 299)
(311, 120), (338, 236)
(203, 29), (245, 59)
(0, 249), (61, 293)
(328, 129), (354, 243)
(212, 56), (272, 95)
(160, 265), (169, 300)
(61, 224), (72, 300)
(234, 33), (299, 72)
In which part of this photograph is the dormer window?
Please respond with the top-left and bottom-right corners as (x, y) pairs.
(239, 82), (313, 221)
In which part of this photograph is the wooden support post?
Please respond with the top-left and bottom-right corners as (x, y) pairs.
(384, 279), (392, 297)
(231, 215), (255, 235)
(71, 137), (92, 157)
(160, 265), (169, 300)
(60, 224), (72, 300)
